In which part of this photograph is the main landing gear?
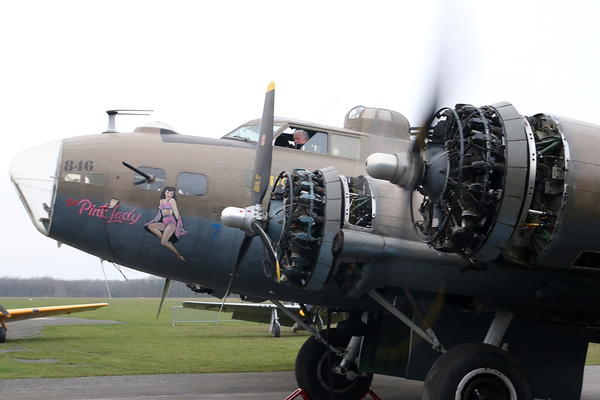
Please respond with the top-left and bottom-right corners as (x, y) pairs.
(421, 311), (531, 400)
(295, 328), (373, 400)
(286, 292), (534, 399)
(422, 343), (532, 400)
(268, 300), (372, 400)
(294, 330), (533, 400)
(368, 289), (533, 399)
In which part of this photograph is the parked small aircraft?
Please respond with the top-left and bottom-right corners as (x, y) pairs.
(0, 302), (108, 342)
(10, 80), (600, 399)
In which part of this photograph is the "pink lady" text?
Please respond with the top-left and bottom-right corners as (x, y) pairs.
(72, 198), (141, 225)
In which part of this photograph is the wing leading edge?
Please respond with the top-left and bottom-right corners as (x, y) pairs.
(0, 302), (108, 343)
(1, 303), (108, 323)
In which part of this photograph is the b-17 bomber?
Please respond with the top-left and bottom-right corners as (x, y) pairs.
(11, 82), (600, 399)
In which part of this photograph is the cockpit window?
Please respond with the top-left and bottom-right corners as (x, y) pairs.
(222, 123), (282, 142)
(274, 127), (328, 154)
(133, 167), (165, 191)
(225, 125), (260, 141)
(331, 134), (360, 159)
(226, 122), (360, 159)
(177, 172), (207, 196)
(303, 132), (328, 154)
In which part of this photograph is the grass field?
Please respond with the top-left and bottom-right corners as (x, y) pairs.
(1, 297), (599, 379)
(0, 297), (311, 379)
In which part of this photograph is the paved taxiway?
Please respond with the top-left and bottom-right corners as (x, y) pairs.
(2, 318), (600, 399)
(1, 368), (600, 400)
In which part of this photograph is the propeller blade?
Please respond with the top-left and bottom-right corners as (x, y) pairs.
(251, 220), (280, 282)
(0, 304), (9, 317)
(156, 278), (172, 320)
(251, 81), (275, 205)
(402, 54), (443, 193)
(236, 233), (255, 268)
(221, 234), (254, 311)
(220, 82), (278, 310)
(412, 82), (440, 155)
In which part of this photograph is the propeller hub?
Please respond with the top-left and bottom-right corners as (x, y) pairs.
(221, 205), (265, 235)
(365, 151), (424, 189)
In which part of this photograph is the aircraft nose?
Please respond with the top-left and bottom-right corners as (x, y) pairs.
(9, 140), (63, 235)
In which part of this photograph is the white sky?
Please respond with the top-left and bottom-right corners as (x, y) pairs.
(1, 0), (600, 281)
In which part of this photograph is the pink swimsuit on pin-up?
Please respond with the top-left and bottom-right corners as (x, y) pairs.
(159, 202), (177, 227)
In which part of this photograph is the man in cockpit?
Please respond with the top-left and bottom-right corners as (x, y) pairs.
(292, 130), (309, 149)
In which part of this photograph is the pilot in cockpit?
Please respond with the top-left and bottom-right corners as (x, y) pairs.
(292, 130), (309, 149)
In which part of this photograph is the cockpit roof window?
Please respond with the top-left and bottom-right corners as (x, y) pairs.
(348, 106), (365, 119)
(222, 123), (282, 142)
(361, 108), (377, 119)
(378, 109), (392, 121)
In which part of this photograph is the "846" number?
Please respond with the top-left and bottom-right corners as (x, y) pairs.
(64, 160), (94, 172)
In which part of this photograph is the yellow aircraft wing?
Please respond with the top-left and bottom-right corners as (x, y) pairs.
(1, 303), (108, 323)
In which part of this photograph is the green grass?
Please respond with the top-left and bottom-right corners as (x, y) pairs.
(2, 297), (600, 379)
(587, 343), (600, 365)
(0, 297), (310, 379)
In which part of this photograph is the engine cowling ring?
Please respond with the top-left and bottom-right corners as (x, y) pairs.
(268, 167), (342, 290)
(414, 102), (531, 263)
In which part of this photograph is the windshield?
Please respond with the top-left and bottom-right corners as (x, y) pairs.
(222, 123), (282, 142)
(10, 140), (62, 235)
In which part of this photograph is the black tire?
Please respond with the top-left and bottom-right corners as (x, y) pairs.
(423, 343), (532, 400)
(272, 323), (281, 338)
(295, 328), (373, 400)
(0, 327), (5, 343)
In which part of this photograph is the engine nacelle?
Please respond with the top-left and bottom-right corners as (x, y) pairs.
(267, 168), (375, 290)
(507, 112), (600, 270)
(368, 101), (600, 270)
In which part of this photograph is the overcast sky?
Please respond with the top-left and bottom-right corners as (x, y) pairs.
(2, 0), (600, 281)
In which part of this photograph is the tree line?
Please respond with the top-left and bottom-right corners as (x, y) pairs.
(0, 277), (206, 298)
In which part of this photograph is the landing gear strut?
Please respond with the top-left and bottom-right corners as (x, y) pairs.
(295, 328), (373, 400)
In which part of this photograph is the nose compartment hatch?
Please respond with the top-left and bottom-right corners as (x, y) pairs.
(9, 140), (62, 235)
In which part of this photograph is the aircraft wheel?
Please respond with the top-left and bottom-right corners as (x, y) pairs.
(295, 328), (372, 400)
(422, 343), (532, 400)
(0, 327), (5, 343)
(272, 323), (281, 338)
